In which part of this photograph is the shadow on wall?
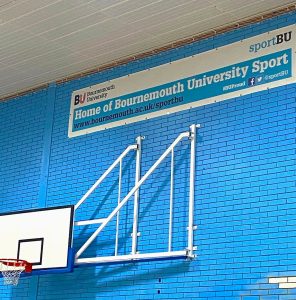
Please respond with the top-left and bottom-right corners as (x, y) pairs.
(8, 259), (192, 299)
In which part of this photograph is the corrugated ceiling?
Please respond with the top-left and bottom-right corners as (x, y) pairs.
(0, 0), (295, 99)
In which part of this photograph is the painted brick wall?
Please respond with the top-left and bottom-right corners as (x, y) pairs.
(0, 11), (296, 300)
(0, 90), (48, 299)
(0, 91), (48, 212)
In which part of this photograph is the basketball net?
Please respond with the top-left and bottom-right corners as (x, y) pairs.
(0, 259), (32, 286)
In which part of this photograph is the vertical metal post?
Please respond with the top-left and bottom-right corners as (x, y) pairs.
(168, 149), (174, 252)
(188, 124), (198, 258)
(115, 159), (122, 256)
(131, 136), (142, 255)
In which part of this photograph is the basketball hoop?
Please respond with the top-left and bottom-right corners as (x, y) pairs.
(0, 259), (32, 286)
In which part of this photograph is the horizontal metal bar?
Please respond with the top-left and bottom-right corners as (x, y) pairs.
(75, 144), (137, 210)
(75, 250), (188, 265)
(75, 131), (190, 259)
(75, 218), (107, 226)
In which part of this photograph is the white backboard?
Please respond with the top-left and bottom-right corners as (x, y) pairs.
(0, 206), (74, 272)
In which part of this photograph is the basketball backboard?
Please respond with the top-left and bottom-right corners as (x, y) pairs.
(0, 205), (74, 275)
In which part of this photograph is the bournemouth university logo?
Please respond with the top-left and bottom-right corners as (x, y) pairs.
(249, 31), (292, 53)
(74, 93), (87, 105)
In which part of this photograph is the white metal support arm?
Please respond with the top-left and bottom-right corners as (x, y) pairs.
(75, 125), (200, 264)
(74, 143), (138, 211)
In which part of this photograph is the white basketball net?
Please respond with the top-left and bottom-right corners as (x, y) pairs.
(0, 262), (25, 286)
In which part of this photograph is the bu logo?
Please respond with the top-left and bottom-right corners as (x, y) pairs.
(74, 93), (86, 105)
(249, 31), (292, 53)
(276, 31), (292, 44)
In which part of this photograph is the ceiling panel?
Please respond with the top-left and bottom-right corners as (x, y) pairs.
(54, 19), (136, 48)
(3, 1), (86, 29)
(144, 6), (224, 36)
(26, 5), (103, 35)
(0, 35), (52, 60)
(10, 49), (87, 71)
(0, 0), (57, 22)
(0, 0), (21, 10)
(1, 71), (28, 87)
(0, 29), (36, 48)
(0, 22), (22, 36)
(0, 0), (27, 15)
(88, 0), (128, 11)
(231, 0), (295, 18)
(0, 40), (64, 63)
(151, 13), (240, 43)
(116, 0), (212, 26)
(0, 0), (295, 99)
(213, 0), (260, 11)
(101, 0), (161, 17)
(36, 11), (109, 41)
(76, 31), (154, 56)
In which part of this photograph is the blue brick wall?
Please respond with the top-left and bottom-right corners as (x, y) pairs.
(0, 91), (47, 213)
(0, 90), (48, 299)
(0, 10), (296, 300)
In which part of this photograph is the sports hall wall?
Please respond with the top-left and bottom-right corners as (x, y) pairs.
(0, 10), (295, 300)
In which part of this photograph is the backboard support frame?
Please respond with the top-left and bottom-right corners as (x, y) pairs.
(74, 125), (199, 267)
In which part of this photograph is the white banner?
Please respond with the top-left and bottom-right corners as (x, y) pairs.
(69, 24), (296, 138)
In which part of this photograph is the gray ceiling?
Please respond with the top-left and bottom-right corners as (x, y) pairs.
(0, 0), (295, 99)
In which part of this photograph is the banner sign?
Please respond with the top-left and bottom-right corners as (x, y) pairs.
(69, 25), (295, 137)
